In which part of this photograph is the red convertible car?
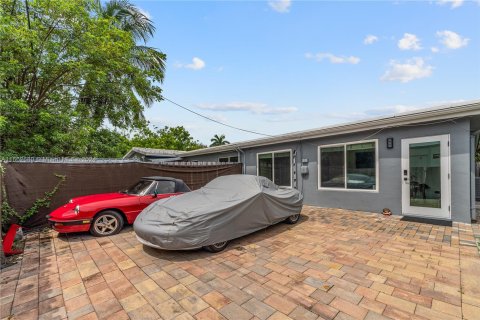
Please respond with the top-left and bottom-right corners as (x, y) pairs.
(47, 177), (190, 237)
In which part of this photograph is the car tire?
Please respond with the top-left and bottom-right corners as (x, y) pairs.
(90, 211), (124, 237)
(285, 214), (300, 224)
(203, 240), (229, 253)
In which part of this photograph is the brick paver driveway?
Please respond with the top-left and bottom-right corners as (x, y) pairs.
(1, 206), (480, 320)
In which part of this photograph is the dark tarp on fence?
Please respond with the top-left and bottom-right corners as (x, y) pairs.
(2, 162), (242, 228)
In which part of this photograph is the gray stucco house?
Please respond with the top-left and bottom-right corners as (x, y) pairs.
(180, 100), (480, 223)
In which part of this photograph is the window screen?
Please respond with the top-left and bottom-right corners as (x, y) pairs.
(274, 152), (291, 187)
(319, 141), (377, 190)
(258, 151), (291, 186)
(346, 142), (376, 190)
(258, 153), (273, 181)
(320, 146), (345, 188)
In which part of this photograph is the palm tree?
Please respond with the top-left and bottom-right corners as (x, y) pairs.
(98, 0), (166, 80)
(210, 134), (230, 147)
(79, 0), (167, 128)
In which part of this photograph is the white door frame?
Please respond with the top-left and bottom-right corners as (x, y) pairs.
(401, 134), (451, 219)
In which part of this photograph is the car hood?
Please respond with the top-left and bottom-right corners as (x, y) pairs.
(70, 192), (134, 204)
(49, 192), (136, 220)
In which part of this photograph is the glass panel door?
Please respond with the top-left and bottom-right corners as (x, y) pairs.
(409, 141), (441, 208)
(401, 135), (450, 219)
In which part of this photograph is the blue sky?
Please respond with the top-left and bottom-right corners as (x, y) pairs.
(133, 0), (480, 145)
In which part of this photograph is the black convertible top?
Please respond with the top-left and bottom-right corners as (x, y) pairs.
(141, 176), (191, 193)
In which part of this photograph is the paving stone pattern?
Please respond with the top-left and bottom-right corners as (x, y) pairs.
(1, 206), (480, 320)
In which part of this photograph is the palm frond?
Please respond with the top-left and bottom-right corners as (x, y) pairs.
(131, 45), (166, 77)
(102, 0), (154, 43)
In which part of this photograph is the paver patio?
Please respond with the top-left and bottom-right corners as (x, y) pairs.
(1, 206), (480, 320)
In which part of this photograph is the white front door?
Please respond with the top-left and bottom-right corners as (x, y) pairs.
(401, 135), (451, 219)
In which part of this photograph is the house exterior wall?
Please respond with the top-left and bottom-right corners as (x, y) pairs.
(183, 118), (473, 222)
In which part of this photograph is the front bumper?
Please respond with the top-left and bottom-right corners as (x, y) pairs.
(136, 234), (200, 251)
(46, 215), (92, 233)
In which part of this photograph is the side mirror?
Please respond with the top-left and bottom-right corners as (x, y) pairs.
(152, 190), (158, 198)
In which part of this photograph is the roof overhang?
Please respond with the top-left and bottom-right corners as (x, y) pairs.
(181, 100), (480, 157)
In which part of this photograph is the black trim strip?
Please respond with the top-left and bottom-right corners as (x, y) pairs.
(48, 219), (91, 226)
(401, 216), (452, 227)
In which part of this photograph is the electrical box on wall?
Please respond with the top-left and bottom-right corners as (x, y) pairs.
(301, 166), (309, 175)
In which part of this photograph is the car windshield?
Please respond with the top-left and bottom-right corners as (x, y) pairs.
(123, 180), (154, 195)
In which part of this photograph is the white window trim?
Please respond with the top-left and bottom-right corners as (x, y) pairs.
(218, 156), (239, 163)
(256, 149), (293, 187)
(317, 139), (379, 193)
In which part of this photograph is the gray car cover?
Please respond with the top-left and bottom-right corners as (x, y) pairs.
(134, 174), (303, 250)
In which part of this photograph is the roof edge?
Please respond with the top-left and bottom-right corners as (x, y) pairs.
(181, 100), (480, 157)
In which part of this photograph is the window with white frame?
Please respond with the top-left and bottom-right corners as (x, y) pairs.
(219, 156), (238, 163)
(319, 140), (377, 191)
(257, 150), (291, 186)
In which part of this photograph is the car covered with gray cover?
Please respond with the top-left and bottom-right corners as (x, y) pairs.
(134, 174), (303, 252)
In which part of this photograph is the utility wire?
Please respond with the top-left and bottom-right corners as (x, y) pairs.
(161, 96), (275, 137)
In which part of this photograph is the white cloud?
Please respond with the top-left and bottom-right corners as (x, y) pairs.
(431, 47), (439, 53)
(268, 0), (291, 13)
(437, 0), (464, 9)
(398, 33), (422, 51)
(175, 57), (206, 70)
(197, 102), (298, 115)
(363, 35), (378, 45)
(305, 52), (360, 64)
(381, 58), (433, 83)
(436, 30), (469, 49)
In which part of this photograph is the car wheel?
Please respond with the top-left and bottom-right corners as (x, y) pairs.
(285, 214), (300, 224)
(90, 211), (124, 237)
(203, 240), (229, 253)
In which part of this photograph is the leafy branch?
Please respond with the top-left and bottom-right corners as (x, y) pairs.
(1, 166), (66, 226)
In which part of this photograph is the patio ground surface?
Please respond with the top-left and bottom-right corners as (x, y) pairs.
(1, 206), (480, 320)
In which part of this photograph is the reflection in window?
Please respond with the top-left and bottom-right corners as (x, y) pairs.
(219, 156), (238, 163)
(274, 152), (291, 187)
(409, 141), (441, 208)
(319, 141), (377, 190)
(320, 146), (345, 188)
(346, 142), (376, 190)
(257, 151), (291, 186)
(258, 153), (273, 181)
(154, 181), (176, 194)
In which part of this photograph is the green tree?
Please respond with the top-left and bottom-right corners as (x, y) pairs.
(210, 134), (230, 147)
(130, 126), (206, 151)
(79, 0), (166, 128)
(0, 0), (165, 157)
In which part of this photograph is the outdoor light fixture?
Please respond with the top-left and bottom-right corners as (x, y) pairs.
(386, 137), (394, 149)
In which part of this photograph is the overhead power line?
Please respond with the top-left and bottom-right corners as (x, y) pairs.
(161, 96), (275, 137)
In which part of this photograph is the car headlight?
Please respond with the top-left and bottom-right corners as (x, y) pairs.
(74, 205), (80, 215)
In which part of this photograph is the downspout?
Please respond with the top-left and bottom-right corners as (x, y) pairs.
(234, 145), (246, 174)
(472, 130), (480, 221)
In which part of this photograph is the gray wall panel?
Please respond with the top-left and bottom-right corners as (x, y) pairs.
(183, 118), (473, 222)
